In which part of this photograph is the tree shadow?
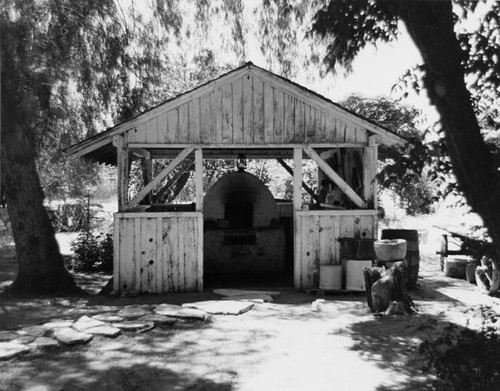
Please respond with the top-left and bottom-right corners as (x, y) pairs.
(345, 313), (468, 391)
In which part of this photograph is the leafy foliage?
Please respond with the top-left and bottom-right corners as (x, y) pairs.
(70, 230), (113, 274)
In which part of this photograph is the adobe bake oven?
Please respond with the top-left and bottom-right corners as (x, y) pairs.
(203, 170), (286, 277)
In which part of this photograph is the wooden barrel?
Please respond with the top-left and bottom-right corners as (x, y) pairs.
(381, 229), (420, 288)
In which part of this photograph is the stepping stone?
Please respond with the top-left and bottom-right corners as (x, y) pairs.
(53, 328), (93, 346)
(111, 321), (154, 332)
(0, 342), (30, 360)
(155, 304), (207, 320)
(92, 313), (124, 323)
(222, 294), (274, 303)
(138, 314), (177, 326)
(42, 320), (73, 329)
(182, 300), (254, 315)
(213, 289), (280, 298)
(116, 305), (152, 319)
(18, 326), (47, 337)
(0, 331), (18, 342)
(17, 336), (36, 344)
(31, 337), (60, 350)
(85, 325), (121, 338)
(72, 316), (106, 332)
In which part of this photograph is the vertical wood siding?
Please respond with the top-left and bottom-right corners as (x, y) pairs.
(114, 212), (203, 293)
(294, 210), (377, 290)
(126, 73), (368, 145)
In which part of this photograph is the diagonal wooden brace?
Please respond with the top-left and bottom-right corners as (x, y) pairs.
(303, 146), (366, 208)
(127, 146), (195, 208)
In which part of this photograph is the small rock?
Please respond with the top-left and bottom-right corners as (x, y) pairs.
(112, 321), (154, 332)
(0, 331), (18, 342)
(117, 305), (152, 319)
(31, 337), (60, 350)
(18, 326), (47, 337)
(53, 328), (93, 346)
(92, 313), (125, 323)
(155, 304), (207, 320)
(72, 316), (105, 332)
(137, 314), (177, 326)
(0, 342), (30, 360)
(42, 320), (74, 329)
(182, 300), (254, 315)
(85, 325), (121, 338)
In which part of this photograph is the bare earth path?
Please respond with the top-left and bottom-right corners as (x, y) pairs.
(1, 231), (500, 391)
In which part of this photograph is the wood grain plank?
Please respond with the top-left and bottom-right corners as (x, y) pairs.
(232, 78), (244, 143)
(157, 112), (168, 143)
(140, 217), (157, 293)
(200, 93), (211, 143)
(179, 103), (189, 143)
(264, 82), (274, 143)
(113, 217), (120, 292)
(253, 78), (264, 143)
(146, 118), (158, 144)
(156, 217), (164, 293)
(243, 74), (253, 144)
(178, 217), (185, 291)
(167, 109), (179, 143)
(189, 99), (201, 143)
(294, 214), (302, 289)
(284, 93), (295, 142)
(119, 217), (136, 292)
(134, 217), (141, 292)
(197, 214), (203, 292)
(273, 89), (284, 143)
(295, 99), (305, 142)
(222, 82), (233, 143)
(214, 87), (223, 143)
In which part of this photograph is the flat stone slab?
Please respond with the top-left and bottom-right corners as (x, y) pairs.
(182, 300), (254, 315)
(0, 342), (30, 360)
(17, 326), (47, 337)
(92, 313), (125, 323)
(0, 331), (18, 342)
(53, 328), (93, 346)
(116, 305), (152, 319)
(31, 337), (60, 349)
(42, 320), (74, 329)
(16, 336), (36, 344)
(222, 294), (274, 303)
(85, 325), (121, 338)
(213, 289), (280, 298)
(72, 316), (106, 332)
(111, 321), (154, 332)
(137, 314), (177, 326)
(154, 304), (207, 320)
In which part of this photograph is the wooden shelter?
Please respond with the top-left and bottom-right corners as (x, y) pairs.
(66, 62), (406, 293)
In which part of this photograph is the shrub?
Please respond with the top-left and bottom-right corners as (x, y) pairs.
(70, 229), (113, 274)
(419, 306), (500, 391)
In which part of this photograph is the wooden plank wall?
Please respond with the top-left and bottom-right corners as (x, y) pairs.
(127, 74), (368, 145)
(294, 210), (377, 290)
(114, 213), (202, 293)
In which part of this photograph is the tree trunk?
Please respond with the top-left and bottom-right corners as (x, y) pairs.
(1, 101), (79, 295)
(389, 0), (500, 261)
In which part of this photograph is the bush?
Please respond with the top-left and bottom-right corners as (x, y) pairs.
(419, 306), (500, 391)
(70, 229), (113, 274)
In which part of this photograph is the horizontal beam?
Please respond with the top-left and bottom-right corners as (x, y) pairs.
(303, 146), (366, 208)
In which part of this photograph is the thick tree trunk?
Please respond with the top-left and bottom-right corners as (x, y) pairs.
(1, 103), (79, 295)
(389, 0), (500, 261)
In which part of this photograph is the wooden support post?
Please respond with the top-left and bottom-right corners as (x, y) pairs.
(304, 146), (367, 208)
(114, 135), (129, 212)
(293, 148), (303, 211)
(293, 147), (302, 290)
(363, 135), (379, 209)
(195, 147), (203, 212)
(127, 146), (195, 208)
(277, 158), (320, 204)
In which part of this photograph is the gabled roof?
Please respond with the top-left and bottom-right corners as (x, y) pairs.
(66, 62), (406, 164)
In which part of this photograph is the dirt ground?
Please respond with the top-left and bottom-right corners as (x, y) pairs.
(1, 228), (500, 391)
